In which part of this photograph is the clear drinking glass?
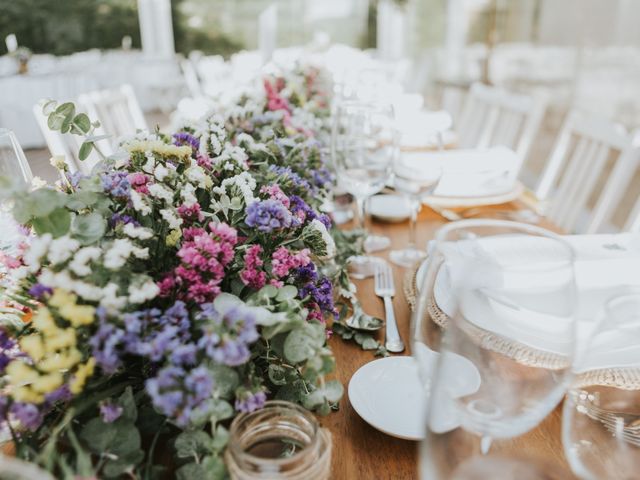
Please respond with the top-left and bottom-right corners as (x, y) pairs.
(331, 100), (396, 279)
(0, 128), (33, 196)
(389, 158), (442, 268)
(415, 220), (577, 479)
(562, 292), (640, 480)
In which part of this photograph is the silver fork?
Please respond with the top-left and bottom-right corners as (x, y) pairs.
(374, 261), (405, 353)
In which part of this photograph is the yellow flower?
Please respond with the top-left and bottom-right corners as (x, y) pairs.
(19, 335), (45, 362)
(70, 357), (96, 394)
(12, 386), (43, 404)
(43, 328), (76, 352)
(166, 229), (182, 247)
(48, 289), (76, 310)
(38, 348), (82, 373)
(32, 308), (58, 335)
(31, 372), (63, 394)
(61, 304), (95, 327)
(6, 360), (40, 385)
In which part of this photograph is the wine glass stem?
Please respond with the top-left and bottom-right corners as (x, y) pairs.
(408, 196), (419, 249)
(480, 436), (493, 455)
(355, 196), (367, 233)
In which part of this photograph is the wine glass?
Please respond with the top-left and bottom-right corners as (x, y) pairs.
(562, 291), (640, 480)
(414, 220), (577, 479)
(0, 129), (33, 195)
(389, 157), (442, 268)
(331, 100), (396, 279)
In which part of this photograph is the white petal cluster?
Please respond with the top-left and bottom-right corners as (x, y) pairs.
(212, 171), (256, 206)
(130, 189), (151, 216)
(160, 209), (183, 229)
(104, 239), (149, 270)
(128, 277), (160, 304)
(23, 233), (52, 273)
(185, 165), (210, 189)
(148, 183), (174, 203)
(69, 247), (102, 276)
(213, 144), (249, 171)
(310, 219), (336, 259)
(47, 235), (81, 265)
(123, 223), (153, 240)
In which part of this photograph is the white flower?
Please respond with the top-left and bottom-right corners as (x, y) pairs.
(49, 155), (67, 170)
(123, 223), (153, 240)
(148, 183), (174, 203)
(128, 278), (160, 304)
(142, 154), (156, 174)
(180, 183), (198, 206)
(104, 239), (136, 270)
(30, 177), (46, 189)
(130, 189), (151, 216)
(160, 209), (183, 229)
(69, 247), (101, 276)
(47, 235), (80, 265)
(212, 171), (256, 206)
(185, 165), (209, 189)
(72, 280), (103, 301)
(309, 219), (336, 259)
(100, 283), (128, 313)
(23, 233), (52, 273)
(213, 144), (248, 171)
(154, 163), (169, 181)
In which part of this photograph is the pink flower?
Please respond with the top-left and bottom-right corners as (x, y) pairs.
(196, 153), (212, 169)
(177, 202), (204, 223)
(159, 223), (238, 303)
(128, 173), (151, 194)
(239, 245), (267, 290)
(271, 247), (311, 279)
(260, 185), (290, 207)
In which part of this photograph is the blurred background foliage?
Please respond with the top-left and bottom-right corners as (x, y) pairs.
(0, 0), (243, 56)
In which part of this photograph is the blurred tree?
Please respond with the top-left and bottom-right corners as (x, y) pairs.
(0, 0), (243, 56)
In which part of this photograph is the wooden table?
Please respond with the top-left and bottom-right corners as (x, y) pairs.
(321, 203), (576, 480)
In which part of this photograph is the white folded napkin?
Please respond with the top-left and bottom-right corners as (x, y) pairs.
(402, 146), (519, 197)
(396, 109), (452, 148)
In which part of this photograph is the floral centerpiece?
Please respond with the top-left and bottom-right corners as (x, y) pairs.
(0, 63), (358, 478)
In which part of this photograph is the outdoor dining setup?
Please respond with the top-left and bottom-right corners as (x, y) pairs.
(0, 8), (639, 478)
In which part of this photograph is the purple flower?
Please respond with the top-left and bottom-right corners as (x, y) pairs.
(289, 195), (331, 229)
(110, 213), (140, 228)
(10, 402), (43, 431)
(90, 318), (126, 374)
(100, 402), (123, 423)
(197, 304), (259, 367)
(245, 199), (293, 233)
(28, 283), (53, 300)
(44, 384), (72, 407)
(235, 390), (267, 413)
(101, 171), (131, 198)
(0, 329), (19, 373)
(66, 171), (86, 188)
(146, 365), (213, 427)
(294, 264), (318, 284)
(173, 132), (200, 152)
(300, 277), (335, 316)
(268, 165), (312, 191)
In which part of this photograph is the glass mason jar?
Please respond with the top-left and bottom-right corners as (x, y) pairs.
(225, 401), (332, 480)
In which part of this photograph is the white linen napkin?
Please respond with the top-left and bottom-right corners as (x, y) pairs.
(396, 109), (452, 149)
(402, 146), (519, 197)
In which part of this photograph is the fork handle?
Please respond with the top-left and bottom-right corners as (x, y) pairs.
(383, 296), (405, 353)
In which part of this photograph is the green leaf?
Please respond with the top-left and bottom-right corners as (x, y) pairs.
(78, 141), (94, 161)
(71, 212), (106, 245)
(32, 207), (71, 238)
(210, 425), (229, 451)
(102, 449), (144, 478)
(80, 418), (118, 452)
(283, 322), (325, 363)
(276, 285), (298, 302)
(118, 387), (137, 422)
(176, 463), (208, 480)
(47, 113), (65, 131)
(302, 380), (344, 409)
(201, 455), (227, 479)
(174, 430), (212, 459)
(73, 113), (91, 134)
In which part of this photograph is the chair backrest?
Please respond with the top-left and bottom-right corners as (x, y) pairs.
(77, 84), (147, 148)
(180, 58), (203, 98)
(537, 111), (639, 233)
(456, 83), (546, 172)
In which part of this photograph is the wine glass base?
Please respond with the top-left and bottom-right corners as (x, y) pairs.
(364, 235), (391, 253)
(389, 247), (426, 268)
(348, 255), (384, 279)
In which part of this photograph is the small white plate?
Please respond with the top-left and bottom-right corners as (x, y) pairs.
(424, 181), (524, 208)
(349, 356), (425, 440)
(369, 194), (412, 223)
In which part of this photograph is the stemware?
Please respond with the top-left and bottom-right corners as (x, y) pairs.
(414, 220), (577, 479)
(562, 292), (640, 480)
(389, 157), (442, 268)
(0, 128), (33, 195)
(331, 100), (396, 279)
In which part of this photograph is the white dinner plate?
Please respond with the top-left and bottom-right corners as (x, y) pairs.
(348, 356), (426, 440)
(369, 194), (412, 223)
(423, 181), (524, 208)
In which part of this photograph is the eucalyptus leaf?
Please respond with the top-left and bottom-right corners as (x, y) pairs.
(268, 364), (287, 386)
(174, 430), (212, 459)
(118, 387), (137, 422)
(32, 207), (71, 238)
(283, 322), (324, 363)
(71, 212), (106, 245)
(176, 463), (207, 480)
(73, 113), (91, 134)
(79, 141), (94, 161)
(276, 285), (297, 302)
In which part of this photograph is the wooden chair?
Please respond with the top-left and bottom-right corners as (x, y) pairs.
(535, 111), (640, 233)
(456, 82), (546, 172)
(77, 84), (147, 151)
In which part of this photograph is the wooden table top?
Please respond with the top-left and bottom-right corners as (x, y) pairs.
(321, 202), (577, 480)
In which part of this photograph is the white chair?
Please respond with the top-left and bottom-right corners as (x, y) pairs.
(77, 84), (147, 150)
(535, 111), (640, 233)
(456, 83), (546, 172)
(180, 58), (203, 98)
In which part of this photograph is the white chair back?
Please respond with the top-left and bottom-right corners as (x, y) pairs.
(537, 111), (639, 233)
(456, 83), (546, 172)
(180, 58), (203, 98)
(77, 84), (147, 148)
